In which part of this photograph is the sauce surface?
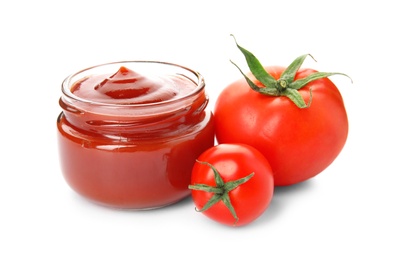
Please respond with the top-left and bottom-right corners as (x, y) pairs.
(71, 66), (196, 104)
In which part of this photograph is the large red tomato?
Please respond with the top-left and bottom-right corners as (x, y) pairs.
(214, 37), (350, 186)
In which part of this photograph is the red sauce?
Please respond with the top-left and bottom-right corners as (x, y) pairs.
(72, 66), (193, 104)
(57, 62), (214, 209)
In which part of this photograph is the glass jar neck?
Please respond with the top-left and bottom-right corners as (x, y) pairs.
(59, 88), (209, 136)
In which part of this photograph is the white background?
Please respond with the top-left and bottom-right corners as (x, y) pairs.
(1, 0), (395, 259)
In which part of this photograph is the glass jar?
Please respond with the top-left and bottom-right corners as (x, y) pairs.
(57, 61), (214, 209)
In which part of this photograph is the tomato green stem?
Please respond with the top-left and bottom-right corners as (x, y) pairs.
(188, 160), (254, 225)
(230, 34), (352, 108)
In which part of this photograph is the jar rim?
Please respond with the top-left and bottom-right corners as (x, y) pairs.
(61, 60), (205, 109)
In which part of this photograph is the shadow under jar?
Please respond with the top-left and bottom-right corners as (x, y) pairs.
(57, 61), (214, 209)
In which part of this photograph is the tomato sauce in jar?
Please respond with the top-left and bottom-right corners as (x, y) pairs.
(57, 61), (214, 209)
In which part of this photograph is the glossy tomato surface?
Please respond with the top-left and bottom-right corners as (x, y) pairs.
(214, 67), (348, 186)
(190, 144), (274, 227)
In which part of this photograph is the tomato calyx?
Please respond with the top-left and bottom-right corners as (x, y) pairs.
(230, 34), (352, 108)
(188, 160), (254, 225)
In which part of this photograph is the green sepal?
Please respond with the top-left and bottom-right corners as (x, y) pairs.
(230, 60), (279, 96)
(289, 71), (352, 90)
(231, 34), (277, 88)
(223, 172), (255, 191)
(196, 193), (223, 213)
(280, 54), (315, 84)
(221, 193), (238, 225)
(284, 88), (313, 108)
(187, 183), (223, 194)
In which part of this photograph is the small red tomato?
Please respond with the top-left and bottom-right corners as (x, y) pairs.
(189, 144), (274, 227)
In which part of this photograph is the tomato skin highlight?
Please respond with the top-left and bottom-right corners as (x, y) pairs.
(214, 67), (348, 186)
(190, 144), (274, 227)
